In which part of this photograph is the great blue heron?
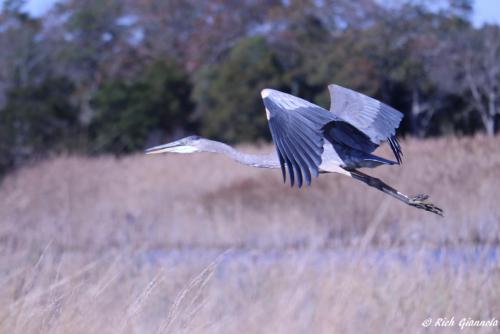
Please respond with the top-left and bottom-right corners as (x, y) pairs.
(146, 84), (443, 216)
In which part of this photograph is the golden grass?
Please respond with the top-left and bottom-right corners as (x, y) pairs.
(0, 135), (499, 333)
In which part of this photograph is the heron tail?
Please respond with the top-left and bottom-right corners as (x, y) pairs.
(359, 153), (398, 168)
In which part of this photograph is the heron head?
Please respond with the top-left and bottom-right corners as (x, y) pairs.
(145, 135), (204, 154)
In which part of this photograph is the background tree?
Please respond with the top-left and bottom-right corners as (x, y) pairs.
(0, 77), (77, 174)
(0, 0), (498, 178)
(0, 0), (48, 107)
(47, 0), (135, 125)
(129, 0), (282, 71)
(455, 25), (500, 135)
(193, 36), (285, 142)
(89, 60), (194, 153)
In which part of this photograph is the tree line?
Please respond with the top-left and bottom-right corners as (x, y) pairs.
(0, 0), (498, 176)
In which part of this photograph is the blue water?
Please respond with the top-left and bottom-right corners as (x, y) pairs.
(141, 245), (500, 273)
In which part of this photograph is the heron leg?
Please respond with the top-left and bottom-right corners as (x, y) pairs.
(346, 168), (443, 216)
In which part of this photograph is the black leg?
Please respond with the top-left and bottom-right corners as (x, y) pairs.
(346, 169), (444, 216)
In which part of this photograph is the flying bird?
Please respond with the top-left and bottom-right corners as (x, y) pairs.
(146, 84), (443, 216)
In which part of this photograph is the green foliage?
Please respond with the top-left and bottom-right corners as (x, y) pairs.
(272, 15), (382, 109)
(0, 77), (78, 174)
(2, 0), (27, 15)
(193, 36), (285, 143)
(89, 60), (194, 153)
(0, 0), (498, 178)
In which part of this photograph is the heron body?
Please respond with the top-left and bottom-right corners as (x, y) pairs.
(147, 84), (443, 216)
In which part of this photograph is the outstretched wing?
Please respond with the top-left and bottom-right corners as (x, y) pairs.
(261, 89), (335, 188)
(328, 84), (403, 163)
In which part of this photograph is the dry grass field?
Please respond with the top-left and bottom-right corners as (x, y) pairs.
(0, 135), (499, 333)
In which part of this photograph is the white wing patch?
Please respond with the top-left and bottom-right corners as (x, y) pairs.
(261, 89), (272, 98)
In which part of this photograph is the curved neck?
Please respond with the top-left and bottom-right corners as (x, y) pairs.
(201, 140), (280, 169)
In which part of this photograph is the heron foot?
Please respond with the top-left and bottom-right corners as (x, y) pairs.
(408, 194), (444, 216)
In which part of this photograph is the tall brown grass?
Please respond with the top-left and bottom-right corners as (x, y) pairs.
(0, 135), (499, 333)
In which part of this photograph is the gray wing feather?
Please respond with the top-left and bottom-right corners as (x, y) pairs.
(328, 84), (403, 143)
(328, 84), (404, 163)
(263, 89), (334, 188)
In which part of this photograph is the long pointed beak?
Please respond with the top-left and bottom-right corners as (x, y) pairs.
(145, 141), (180, 154)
